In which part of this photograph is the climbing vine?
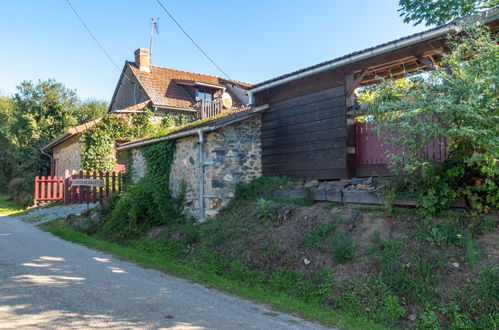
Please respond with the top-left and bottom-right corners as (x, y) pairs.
(99, 140), (184, 240)
(81, 110), (156, 171)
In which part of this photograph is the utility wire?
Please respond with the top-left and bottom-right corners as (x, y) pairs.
(65, 0), (131, 82)
(154, 0), (232, 80)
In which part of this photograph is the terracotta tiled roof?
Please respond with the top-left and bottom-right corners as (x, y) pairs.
(115, 100), (151, 111)
(42, 116), (106, 150)
(128, 62), (250, 110)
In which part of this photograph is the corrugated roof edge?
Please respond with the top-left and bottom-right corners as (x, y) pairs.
(248, 8), (499, 92)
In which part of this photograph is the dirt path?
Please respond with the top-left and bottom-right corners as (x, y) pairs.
(0, 214), (328, 329)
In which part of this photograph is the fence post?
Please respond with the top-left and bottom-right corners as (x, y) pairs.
(34, 176), (39, 206)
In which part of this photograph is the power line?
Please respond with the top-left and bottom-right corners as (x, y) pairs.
(65, 0), (131, 82)
(154, 0), (232, 80)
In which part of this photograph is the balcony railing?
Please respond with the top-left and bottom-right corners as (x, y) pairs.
(196, 99), (222, 120)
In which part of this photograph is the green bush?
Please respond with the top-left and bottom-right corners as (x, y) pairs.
(255, 198), (275, 224)
(331, 232), (356, 263)
(99, 178), (185, 240)
(305, 218), (342, 249)
(358, 25), (499, 216)
(450, 266), (499, 328)
(97, 140), (183, 240)
(336, 278), (406, 326)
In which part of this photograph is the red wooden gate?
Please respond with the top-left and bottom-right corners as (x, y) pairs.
(34, 171), (122, 205)
(64, 170), (122, 205)
(356, 122), (447, 165)
(34, 176), (65, 205)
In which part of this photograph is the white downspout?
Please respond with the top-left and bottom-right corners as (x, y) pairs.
(247, 91), (253, 106)
(197, 130), (205, 223)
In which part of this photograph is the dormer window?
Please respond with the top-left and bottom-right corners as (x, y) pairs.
(196, 89), (213, 102)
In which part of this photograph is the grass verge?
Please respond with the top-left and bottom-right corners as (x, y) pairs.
(0, 195), (24, 215)
(39, 219), (381, 330)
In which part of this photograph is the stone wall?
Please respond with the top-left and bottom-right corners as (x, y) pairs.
(202, 116), (262, 218)
(130, 148), (147, 182)
(52, 135), (82, 177)
(127, 115), (262, 220)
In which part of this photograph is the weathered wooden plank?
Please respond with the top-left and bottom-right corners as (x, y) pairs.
(262, 127), (345, 147)
(263, 108), (344, 131)
(262, 147), (346, 165)
(268, 85), (345, 112)
(356, 164), (394, 177)
(264, 96), (345, 120)
(263, 168), (347, 180)
(267, 70), (345, 104)
(263, 158), (346, 172)
(261, 113), (345, 137)
(261, 137), (346, 156)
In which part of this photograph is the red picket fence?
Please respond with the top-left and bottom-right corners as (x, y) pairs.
(356, 122), (447, 165)
(64, 170), (122, 205)
(34, 171), (122, 205)
(34, 176), (65, 205)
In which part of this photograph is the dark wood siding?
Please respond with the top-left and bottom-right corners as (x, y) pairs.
(261, 85), (347, 180)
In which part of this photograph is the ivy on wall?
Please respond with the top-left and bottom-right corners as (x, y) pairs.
(81, 110), (201, 172)
(99, 140), (183, 240)
(81, 111), (155, 171)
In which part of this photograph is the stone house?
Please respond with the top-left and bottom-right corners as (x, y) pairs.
(116, 106), (266, 221)
(41, 117), (106, 177)
(42, 47), (251, 178)
(109, 48), (251, 120)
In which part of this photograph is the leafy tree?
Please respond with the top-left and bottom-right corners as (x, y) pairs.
(0, 79), (109, 205)
(358, 25), (498, 215)
(76, 99), (108, 124)
(398, 0), (498, 25)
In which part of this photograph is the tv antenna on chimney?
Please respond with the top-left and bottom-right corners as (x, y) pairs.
(149, 17), (160, 65)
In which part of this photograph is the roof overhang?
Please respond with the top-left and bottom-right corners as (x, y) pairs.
(116, 104), (269, 151)
(247, 8), (499, 95)
(41, 133), (73, 151)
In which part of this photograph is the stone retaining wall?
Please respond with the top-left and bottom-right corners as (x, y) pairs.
(127, 115), (262, 219)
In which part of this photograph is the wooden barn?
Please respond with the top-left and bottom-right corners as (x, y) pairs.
(247, 10), (498, 180)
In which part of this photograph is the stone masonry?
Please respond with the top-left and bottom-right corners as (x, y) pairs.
(128, 115), (262, 219)
(52, 134), (82, 177)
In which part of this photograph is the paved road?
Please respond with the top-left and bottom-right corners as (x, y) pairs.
(0, 215), (327, 329)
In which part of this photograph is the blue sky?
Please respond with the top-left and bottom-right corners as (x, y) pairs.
(0, 1), (429, 102)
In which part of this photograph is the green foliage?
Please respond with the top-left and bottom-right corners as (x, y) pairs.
(0, 80), (109, 205)
(268, 268), (333, 303)
(464, 230), (479, 267)
(304, 217), (342, 249)
(81, 111), (156, 171)
(234, 176), (298, 201)
(331, 232), (356, 263)
(336, 278), (406, 326)
(141, 140), (176, 188)
(81, 127), (115, 171)
(255, 198), (275, 224)
(75, 99), (108, 124)
(121, 150), (134, 189)
(161, 112), (195, 128)
(450, 266), (499, 328)
(98, 141), (183, 240)
(358, 25), (499, 216)
(398, 0), (498, 26)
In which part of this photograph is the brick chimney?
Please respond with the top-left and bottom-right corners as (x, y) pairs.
(134, 48), (150, 72)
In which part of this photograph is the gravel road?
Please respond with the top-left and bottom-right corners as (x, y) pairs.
(0, 214), (328, 329)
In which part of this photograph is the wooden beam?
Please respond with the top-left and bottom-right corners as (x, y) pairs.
(416, 55), (435, 69)
(346, 70), (367, 98)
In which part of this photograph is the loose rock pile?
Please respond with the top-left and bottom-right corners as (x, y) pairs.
(66, 204), (103, 232)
